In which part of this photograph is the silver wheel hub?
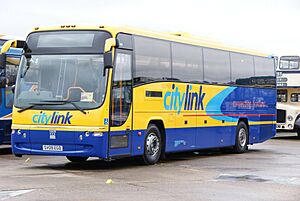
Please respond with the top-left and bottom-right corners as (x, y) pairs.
(146, 133), (160, 156)
(239, 128), (247, 147)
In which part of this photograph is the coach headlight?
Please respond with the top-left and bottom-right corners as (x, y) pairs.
(93, 132), (103, 137)
(287, 115), (293, 121)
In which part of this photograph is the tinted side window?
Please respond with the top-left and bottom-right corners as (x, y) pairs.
(172, 43), (203, 82)
(203, 48), (230, 84)
(134, 36), (171, 84)
(254, 57), (276, 87)
(230, 53), (254, 85)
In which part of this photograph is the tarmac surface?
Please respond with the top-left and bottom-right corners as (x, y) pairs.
(0, 133), (299, 201)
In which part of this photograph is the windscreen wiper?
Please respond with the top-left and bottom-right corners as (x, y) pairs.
(21, 65), (30, 78)
(18, 101), (65, 113)
(18, 104), (35, 113)
(40, 100), (87, 114)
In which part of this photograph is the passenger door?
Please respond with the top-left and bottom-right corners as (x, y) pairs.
(109, 48), (133, 158)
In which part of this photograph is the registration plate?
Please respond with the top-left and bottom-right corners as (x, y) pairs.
(42, 145), (63, 151)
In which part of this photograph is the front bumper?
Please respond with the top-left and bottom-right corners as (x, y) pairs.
(11, 129), (109, 158)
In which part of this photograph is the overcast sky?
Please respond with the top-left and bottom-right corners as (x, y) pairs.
(2, 0), (299, 55)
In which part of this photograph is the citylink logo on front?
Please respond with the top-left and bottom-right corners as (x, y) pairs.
(164, 84), (206, 114)
(32, 112), (73, 125)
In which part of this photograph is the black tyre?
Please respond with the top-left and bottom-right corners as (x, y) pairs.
(143, 124), (162, 165)
(233, 121), (248, 153)
(66, 156), (88, 163)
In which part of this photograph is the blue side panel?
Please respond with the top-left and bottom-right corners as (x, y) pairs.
(197, 126), (236, 148)
(249, 125), (259, 144)
(131, 128), (200, 156)
(131, 126), (234, 156)
(164, 124), (274, 154)
(165, 126), (235, 153)
(166, 127), (197, 152)
(249, 124), (276, 143)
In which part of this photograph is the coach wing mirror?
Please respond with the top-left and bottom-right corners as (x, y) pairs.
(103, 51), (113, 76)
(103, 38), (119, 76)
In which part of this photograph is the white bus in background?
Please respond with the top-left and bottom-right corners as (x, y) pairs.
(276, 56), (300, 137)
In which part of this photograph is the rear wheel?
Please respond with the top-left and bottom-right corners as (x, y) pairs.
(143, 124), (162, 165)
(233, 121), (248, 153)
(66, 156), (88, 163)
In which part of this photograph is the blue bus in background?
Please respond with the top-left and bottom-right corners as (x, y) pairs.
(0, 37), (22, 144)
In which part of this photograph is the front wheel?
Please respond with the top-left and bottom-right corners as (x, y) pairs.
(143, 124), (162, 165)
(66, 156), (88, 163)
(233, 122), (248, 153)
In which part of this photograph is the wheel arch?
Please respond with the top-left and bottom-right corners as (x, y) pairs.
(238, 117), (249, 144)
(148, 119), (166, 155)
(294, 114), (300, 129)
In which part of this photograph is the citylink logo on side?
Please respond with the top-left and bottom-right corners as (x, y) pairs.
(32, 112), (73, 125)
(164, 84), (206, 114)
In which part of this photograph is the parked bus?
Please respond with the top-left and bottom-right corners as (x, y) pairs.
(4, 25), (276, 164)
(276, 55), (300, 137)
(0, 36), (22, 144)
